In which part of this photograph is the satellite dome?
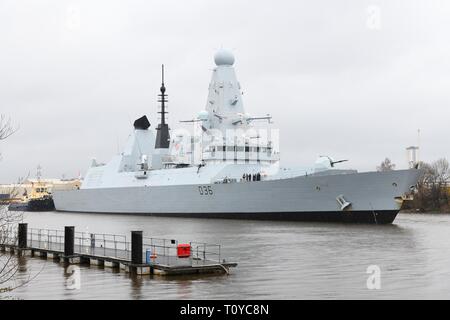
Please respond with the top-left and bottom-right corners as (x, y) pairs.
(197, 110), (209, 121)
(314, 156), (333, 170)
(214, 49), (235, 66)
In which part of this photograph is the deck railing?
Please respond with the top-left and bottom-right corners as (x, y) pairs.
(2, 227), (223, 267)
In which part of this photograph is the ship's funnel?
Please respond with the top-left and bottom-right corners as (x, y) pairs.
(134, 115), (150, 130)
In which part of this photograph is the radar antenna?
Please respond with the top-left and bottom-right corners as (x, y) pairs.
(36, 164), (42, 182)
(155, 64), (170, 149)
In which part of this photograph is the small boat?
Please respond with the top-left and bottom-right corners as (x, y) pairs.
(27, 195), (55, 211)
(8, 176), (55, 212)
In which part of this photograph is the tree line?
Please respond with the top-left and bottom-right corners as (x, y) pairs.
(378, 157), (450, 212)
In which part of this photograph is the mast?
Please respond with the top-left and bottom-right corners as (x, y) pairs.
(36, 164), (42, 182)
(155, 64), (170, 149)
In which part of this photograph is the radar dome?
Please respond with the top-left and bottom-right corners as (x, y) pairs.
(197, 110), (209, 121)
(214, 49), (235, 66)
(314, 156), (333, 170)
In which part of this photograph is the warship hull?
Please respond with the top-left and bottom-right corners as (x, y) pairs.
(53, 169), (420, 224)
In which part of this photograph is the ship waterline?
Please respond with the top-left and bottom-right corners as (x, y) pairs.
(54, 169), (421, 224)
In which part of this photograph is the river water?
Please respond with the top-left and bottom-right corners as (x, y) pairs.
(4, 212), (450, 300)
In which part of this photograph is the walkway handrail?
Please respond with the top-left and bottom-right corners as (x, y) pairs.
(8, 226), (223, 264)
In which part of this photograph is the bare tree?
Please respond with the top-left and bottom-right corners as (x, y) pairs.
(432, 158), (450, 184)
(1, 181), (43, 296)
(0, 115), (17, 141)
(412, 161), (435, 211)
(0, 115), (28, 294)
(377, 158), (396, 172)
(411, 159), (450, 212)
(1, 201), (25, 293)
(0, 115), (18, 163)
(430, 158), (450, 210)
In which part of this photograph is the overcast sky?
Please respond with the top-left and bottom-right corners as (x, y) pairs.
(1, 0), (449, 183)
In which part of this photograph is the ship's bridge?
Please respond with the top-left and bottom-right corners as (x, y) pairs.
(202, 141), (279, 164)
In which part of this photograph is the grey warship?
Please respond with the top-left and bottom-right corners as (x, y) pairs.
(53, 49), (421, 224)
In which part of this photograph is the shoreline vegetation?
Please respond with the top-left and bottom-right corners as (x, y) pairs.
(378, 158), (450, 214)
(401, 209), (450, 214)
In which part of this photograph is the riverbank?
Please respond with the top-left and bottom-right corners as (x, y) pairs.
(401, 204), (450, 214)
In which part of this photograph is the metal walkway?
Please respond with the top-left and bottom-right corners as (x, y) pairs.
(1, 225), (237, 276)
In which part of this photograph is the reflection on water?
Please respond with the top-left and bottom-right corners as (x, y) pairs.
(3, 212), (450, 299)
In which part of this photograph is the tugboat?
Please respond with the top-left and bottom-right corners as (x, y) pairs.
(53, 49), (422, 224)
(26, 183), (55, 211)
(26, 166), (55, 211)
(8, 166), (55, 212)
